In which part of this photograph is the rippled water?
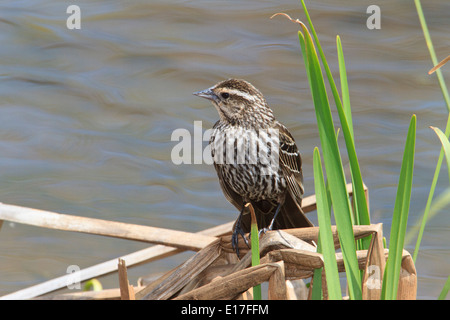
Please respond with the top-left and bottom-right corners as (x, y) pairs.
(0, 0), (449, 299)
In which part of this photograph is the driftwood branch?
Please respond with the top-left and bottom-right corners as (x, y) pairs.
(174, 261), (284, 300)
(0, 202), (215, 251)
(0, 221), (233, 300)
(139, 239), (223, 300)
(118, 259), (135, 300)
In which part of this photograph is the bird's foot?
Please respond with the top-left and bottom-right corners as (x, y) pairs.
(231, 225), (250, 258)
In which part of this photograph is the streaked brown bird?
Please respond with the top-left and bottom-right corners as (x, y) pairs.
(194, 79), (313, 256)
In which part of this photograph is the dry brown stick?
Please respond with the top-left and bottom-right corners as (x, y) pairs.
(223, 223), (381, 254)
(0, 182), (360, 243)
(268, 261), (287, 300)
(0, 202), (215, 251)
(140, 239), (222, 300)
(229, 230), (317, 274)
(1, 221), (234, 300)
(362, 223), (386, 300)
(0, 182), (360, 251)
(397, 251), (417, 300)
(321, 269), (328, 300)
(265, 248), (324, 270)
(176, 264), (237, 296)
(428, 55), (450, 74)
(174, 262), (282, 300)
(266, 248), (390, 279)
(118, 259), (135, 300)
(301, 182), (363, 214)
(270, 12), (307, 28)
(35, 287), (141, 300)
(0, 179), (334, 254)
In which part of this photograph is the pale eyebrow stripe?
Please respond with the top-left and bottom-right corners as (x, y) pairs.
(215, 88), (256, 102)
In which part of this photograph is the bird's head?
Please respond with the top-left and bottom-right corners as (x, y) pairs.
(194, 79), (274, 126)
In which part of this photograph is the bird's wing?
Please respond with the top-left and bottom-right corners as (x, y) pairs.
(275, 122), (305, 207)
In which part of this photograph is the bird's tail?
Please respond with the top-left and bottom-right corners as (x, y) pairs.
(272, 192), (313, 230)
(238, 193), (313, 233)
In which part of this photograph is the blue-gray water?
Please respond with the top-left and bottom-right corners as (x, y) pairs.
(0, 0), (449, 299)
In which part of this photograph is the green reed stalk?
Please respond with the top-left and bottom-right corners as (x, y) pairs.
(294, 0), (419, 300)
(313, 148), (342, 299)
(431, 127), (450, 183)
(300, 0), (371, 244)
(414, 0), (450, 111)
(412, 0), (450, 264)
(381, 115), (416, 300)
(438, 276), (450, 300)
(247, 203), (261, 300)
(298, 23), (362, 300)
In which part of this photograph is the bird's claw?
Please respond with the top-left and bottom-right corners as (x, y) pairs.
(259, 216), (275, 237)
(258, 227), (270, 237)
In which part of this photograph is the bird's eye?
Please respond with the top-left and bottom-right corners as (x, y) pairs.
(221, 92), (230, 99)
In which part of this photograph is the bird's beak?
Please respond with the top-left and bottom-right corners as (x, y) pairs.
(193, 87), (217, 102)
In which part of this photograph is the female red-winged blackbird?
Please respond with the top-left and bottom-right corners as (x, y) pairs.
(194, 79), (313, 256)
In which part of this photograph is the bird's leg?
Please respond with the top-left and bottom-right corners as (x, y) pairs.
(232, 206), (250, 257)
(259, 202), (282, 236)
